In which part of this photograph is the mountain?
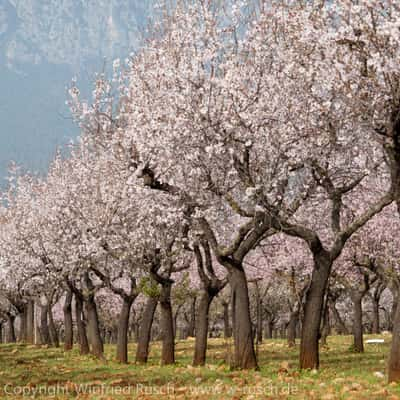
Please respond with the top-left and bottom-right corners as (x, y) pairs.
(0, 0), (154, 183)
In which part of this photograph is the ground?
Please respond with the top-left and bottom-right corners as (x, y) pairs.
(0, 334), (398, 399)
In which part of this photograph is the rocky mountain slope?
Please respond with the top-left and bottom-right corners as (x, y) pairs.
(0, 0), (154, 182)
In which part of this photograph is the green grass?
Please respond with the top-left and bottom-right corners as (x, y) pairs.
(0, 334), (399, 399)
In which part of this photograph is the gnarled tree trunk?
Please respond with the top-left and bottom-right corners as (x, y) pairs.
(300, 251), (332, 370)
(228, 265), (258, 369)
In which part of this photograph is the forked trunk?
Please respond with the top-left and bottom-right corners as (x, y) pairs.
(193, 290), (213, 366)
(75, 296), (89, 355)
(352, 295), (364, 353)
(63, 290), (73, 351)
(300, 251), (332, 370)
(116, 297), (133, 363)
(86, 296), (104, 359)
(229, 266), (258, 369)
(160, 282), (175, 365)
(136, 296), (158, 363)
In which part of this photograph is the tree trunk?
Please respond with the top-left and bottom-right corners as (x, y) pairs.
(173, 305), (182, 340)
(116, 297), (133, 363)
(389, 298), (400, 382)
(255, 284), (263, 344)
(26, 300), (35, 344)
(48, 305), (59, 348)
(160, 282), (175, 365)
(63, 290), (73, 351)
(287, 311), (298, 348)
(6, 314), (16, 343)
(40, 304), (51, 345)
(193, 290), (213, 366)
(18, 307), (26, 342)
(371, 298), (380, 334)
(320, 303), (330, 347)
(188, 297), (196, 338)
(300, 251), (332, 370)
(352, 295), (364, 353)
(229, 266), (258, 369)
(264, 313), (273, 339)
(75, 296), (89, 355)
(391, 292), (399, 331)
(222, 302), (232, 338)
(136, 296), (158, 363)
(86, 296), (104, 359)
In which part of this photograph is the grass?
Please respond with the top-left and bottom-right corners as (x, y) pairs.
(0, 334), (399, 399)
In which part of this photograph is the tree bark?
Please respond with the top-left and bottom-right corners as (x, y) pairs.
(352, 295), (364, 353)
(193, 290), (213, 366)
(300, 251), (332, 370)
(86, 296), (104, 359)
(116, 297), (133, 363)
(63, 290), (73, 351)
(75, 296), (89, 355)
(136, 296), (158, 363)
(228, 266), (258, 369)
(160, 281), (175, 365)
